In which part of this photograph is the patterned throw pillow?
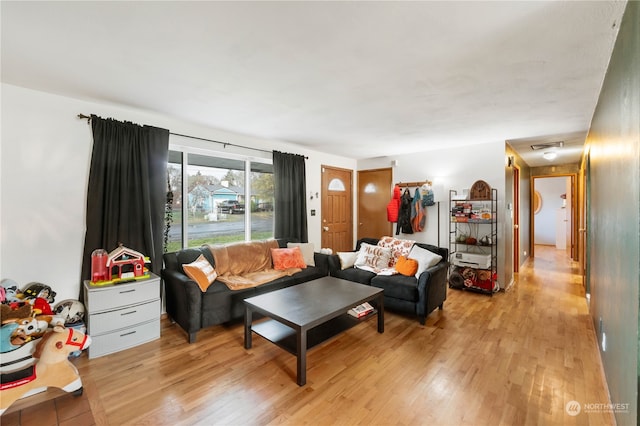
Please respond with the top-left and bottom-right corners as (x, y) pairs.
(271, 247), (307, 270)
(182, 254), (218, 292)
(354, 243), (392, 273)
(377, 236), (415, 267)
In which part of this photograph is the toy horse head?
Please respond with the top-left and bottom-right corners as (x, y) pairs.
(33, 326), (91, 363)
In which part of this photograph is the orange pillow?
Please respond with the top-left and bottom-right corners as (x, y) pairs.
(396, 256), (418, 277)
(271, 247), (307, 270)
(182, 254), (218, 292)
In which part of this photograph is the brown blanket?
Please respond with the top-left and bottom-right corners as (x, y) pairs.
(206, 240), (301, 290)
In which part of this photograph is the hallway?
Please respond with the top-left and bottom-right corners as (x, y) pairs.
(502, 244), (614, 424)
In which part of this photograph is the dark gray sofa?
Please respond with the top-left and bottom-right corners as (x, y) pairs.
(162, 239), (330, 343)
(327, 237), (448, 325)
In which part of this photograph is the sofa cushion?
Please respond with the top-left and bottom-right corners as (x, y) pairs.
(182, 254), (218, 292)
(354, 243), (392, 272)
(272, 247), (307, 270)
(287, 242), (315, 266)
(332, 267), (376, 285)
(377, 236), (415, 267)
(409, 245), (443, 278)
(370, 274), (419, 302)
(396, 256), (418, 277)
(336, 252), (358, 270)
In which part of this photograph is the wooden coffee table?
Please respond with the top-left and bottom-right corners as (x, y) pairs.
(244, 276), (384, 386)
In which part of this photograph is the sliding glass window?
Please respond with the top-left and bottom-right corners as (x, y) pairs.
(165, 149), (274, 252)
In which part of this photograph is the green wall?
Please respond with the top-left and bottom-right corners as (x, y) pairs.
(587, 1), (640, 424)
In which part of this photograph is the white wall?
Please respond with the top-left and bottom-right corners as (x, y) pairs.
(358, 141), (508, 288)
(0, 83), (355, 301)
(533, 176), (567, 245)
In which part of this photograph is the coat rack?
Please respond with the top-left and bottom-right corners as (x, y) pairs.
(394, 180), (441, 246)
(395, 180), (432, 188)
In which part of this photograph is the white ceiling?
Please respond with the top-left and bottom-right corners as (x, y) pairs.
(1, 1), (627, 166)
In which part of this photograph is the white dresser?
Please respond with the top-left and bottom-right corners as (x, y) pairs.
(83, 274), (161, 359)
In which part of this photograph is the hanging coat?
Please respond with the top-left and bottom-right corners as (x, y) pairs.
(387, 185), (401, 223)
(411, 188), (426, 232)
(397, 188), (413, 235)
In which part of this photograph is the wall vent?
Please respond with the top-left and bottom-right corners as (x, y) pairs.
(530, 141), (564, 150)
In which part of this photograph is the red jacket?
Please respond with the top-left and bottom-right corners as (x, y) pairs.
(387, 185), (401, 222)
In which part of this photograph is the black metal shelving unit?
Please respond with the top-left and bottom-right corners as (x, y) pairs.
(448, 188), (498, 295)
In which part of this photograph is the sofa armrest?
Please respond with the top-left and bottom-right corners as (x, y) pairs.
(161, 268), (204, 342)
(416, 260), (449, 323)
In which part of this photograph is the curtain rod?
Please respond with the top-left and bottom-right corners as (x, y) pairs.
(78, 113), (307, 159)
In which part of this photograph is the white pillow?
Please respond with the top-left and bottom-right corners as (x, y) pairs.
(337, 252), (358, 270)
(354, 243), (392, 273)
(409, 245), (443, 278)
(287, 242), (315, 266)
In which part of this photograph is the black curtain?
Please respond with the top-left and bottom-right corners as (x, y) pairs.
(273, 151), (308, 243)
(80, 115), (169, 292)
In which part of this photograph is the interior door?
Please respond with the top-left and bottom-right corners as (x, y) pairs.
(321, 166), (353, 253)
(357, 168), (392, 240)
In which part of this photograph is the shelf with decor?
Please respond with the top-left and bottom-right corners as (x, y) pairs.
(448, 183), (498, 295)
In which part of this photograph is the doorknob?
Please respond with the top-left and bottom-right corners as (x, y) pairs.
(323, 226), (329, 231)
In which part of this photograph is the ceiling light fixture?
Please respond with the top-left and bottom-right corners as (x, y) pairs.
(543, 152), (557, 161)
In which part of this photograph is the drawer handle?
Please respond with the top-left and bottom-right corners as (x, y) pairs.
(120, 331), (137, 337)
(119, 289), (136, 294)
(121, 310), (137, 316)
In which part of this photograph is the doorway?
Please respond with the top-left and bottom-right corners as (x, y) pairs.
(531, 174), (577, 260)
(357, 168), (393, 241)
(321, 165), (353, 253)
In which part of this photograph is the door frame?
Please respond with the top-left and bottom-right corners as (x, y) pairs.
(321, 165), (354, 252)
(530, 173), (578, 259)
(513, 164), (520, 272)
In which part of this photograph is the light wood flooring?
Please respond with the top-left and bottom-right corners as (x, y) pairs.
(2, 245), (613, 425)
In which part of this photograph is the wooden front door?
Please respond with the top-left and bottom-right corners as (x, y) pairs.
(357, 168), (393, 240)
(321, 166), (353, 253)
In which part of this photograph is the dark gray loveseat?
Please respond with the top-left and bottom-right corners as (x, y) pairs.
(327, 238), (448, 325)
(162, 239), (330, 343)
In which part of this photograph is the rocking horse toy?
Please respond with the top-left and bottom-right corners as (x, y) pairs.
(0, 326), (91, 415)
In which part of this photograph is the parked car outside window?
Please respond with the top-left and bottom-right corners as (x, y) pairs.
(218, 200), (245, 214)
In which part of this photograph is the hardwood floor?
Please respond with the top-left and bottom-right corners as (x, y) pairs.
(2, 245), (613, 425)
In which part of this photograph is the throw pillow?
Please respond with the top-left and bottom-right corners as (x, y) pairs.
(337, 251), (358, 270)
(409, 245), (443, 279)
(287, 242), (315, 266)
(271, 247), (307, 270)
(354, 243), (392, 273)
(182, 254), (218, 292)
(395, 256), (419, 277)
(377, 236), (415, 267)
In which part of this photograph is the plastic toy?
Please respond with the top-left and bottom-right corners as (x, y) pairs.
(0, 326), (91, 415)
(90, 244), (150, 285)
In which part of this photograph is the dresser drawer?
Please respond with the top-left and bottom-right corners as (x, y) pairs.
(88, 319), (160, 359)
(88, 299), (160, 335)
(85, 277), (159, 312)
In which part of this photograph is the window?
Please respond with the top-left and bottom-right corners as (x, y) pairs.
(165, 149), (274, 252)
